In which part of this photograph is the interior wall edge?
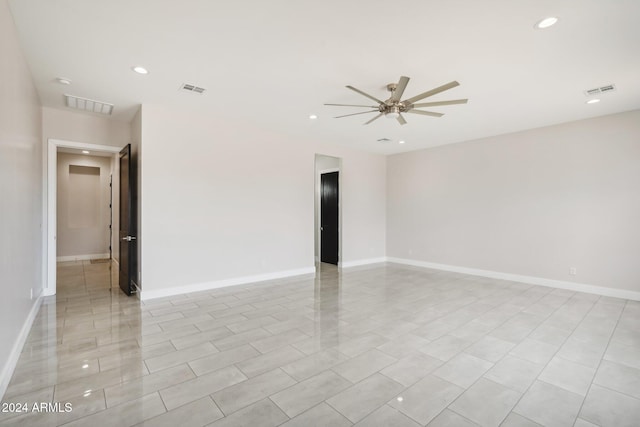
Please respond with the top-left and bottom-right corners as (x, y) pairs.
(387, 257), (640, 302)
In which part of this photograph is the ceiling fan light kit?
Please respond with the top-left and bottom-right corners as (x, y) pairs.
(385, 106), (400, 119)
(325, 76), (467, 125)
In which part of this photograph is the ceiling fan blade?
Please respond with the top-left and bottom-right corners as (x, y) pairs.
(396, 114), (407, 125)
(411, 99), (468, 108)
(334, 110), (378, 119)
(324, 103), (378, 108)
(364, 113), (383, 124)
(346, 85), (385, 104)
(390, 76), (410, 102)
(405, 110), (444, 117)
(402, 81), (460, 105)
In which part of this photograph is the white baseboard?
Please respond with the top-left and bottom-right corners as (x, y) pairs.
(341, 257), (388, 269)
(387, 257), (640, 301)
(140, 266), (316, 301)
(56, 253), (110, 262)
(0, 296), (43, 401)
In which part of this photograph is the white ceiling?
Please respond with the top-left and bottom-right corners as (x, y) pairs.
(8, 0), (640, 154)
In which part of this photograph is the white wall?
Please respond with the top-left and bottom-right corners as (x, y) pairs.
(387, 110), (640, 295)
(56, 153), (112, 259)
(140, 104), (386, 298)
(0, 0), (42, 399)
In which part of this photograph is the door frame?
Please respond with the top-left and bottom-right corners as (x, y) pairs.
(44, 139), (122, 296)
(317, 167), (342, 267)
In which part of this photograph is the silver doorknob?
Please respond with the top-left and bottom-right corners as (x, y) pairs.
(121, 236), (137, 242)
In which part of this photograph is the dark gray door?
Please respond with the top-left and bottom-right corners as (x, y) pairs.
(118, 144), (136, 295)
(321, 171), (339, 265)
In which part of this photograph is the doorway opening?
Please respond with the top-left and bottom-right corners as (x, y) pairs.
(55, 150), (114, 296)
(314, 154), (342, 270)
(43, 139), (120, 296)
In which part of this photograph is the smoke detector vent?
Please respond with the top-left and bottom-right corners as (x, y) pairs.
(584, 84), (616, 96)
(180, 83), (206, 94)
(64, 94), (113, 115)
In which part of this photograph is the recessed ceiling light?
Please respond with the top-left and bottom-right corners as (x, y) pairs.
(82, 150), (90, 154)
(397, 396), (404, 402)
(535, 17), (558, 29)
(309, 114), (318, 120)
(132, 66), (148, 74)
(399, 140), (406, 144)
(56, 77), (72, 85)
(586, 99), (601, 104)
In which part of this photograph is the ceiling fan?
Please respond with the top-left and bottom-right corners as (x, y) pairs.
(325, 76), (467, 125)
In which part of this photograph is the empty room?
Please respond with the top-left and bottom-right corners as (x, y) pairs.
(1, 1), (639, 426)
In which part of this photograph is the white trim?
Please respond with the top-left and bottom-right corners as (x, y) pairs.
(387, 257), (640, 301)
(140, 267), (316, 301)
(341, 257), (387, 268)
(56, 253), (111, 262)
(46, 139), (122, 296)
(0, 296), (43, 401)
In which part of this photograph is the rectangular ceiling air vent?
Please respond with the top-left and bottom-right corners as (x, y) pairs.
(584, 84), (616, 96)
(180, 83), (206, 94)
(377, 138), (391, 142)
(65, 94), (114, 115)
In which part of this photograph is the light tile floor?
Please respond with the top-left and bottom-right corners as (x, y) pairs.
(1, 261), (639, 426)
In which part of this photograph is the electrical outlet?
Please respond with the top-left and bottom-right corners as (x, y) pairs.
(570, 267), (577, 275)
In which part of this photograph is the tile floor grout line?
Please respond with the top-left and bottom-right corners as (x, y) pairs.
(446, 406), (485, 426)
(588, 375), (640, 402)
(476, 291), (600, 426)
(522, 294), (629, 425)
(572, 298), (627, 426)
(394, 370), (469, 426)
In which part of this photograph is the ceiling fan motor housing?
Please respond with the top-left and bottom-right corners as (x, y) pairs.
(383, 83), (408, 117)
